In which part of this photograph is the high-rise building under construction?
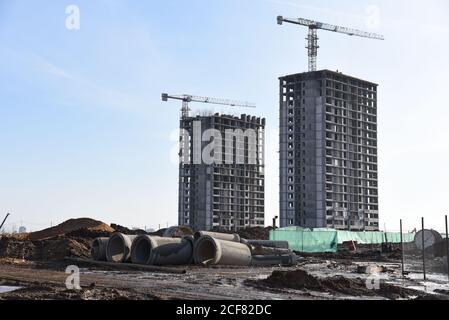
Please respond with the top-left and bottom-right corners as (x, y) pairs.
(279, 70), (379, 231)
(179, 113), (265, 231)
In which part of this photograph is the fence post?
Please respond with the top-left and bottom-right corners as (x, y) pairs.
(400, 219), (405, 277)
(422, 217), (427, 281)
(445, 215), (449, 281)
(301, 230), (304, 253)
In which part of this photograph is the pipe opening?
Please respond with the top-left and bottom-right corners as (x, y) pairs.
(108, 235), (125, 262)
(196, 238), (217, 265)
(91, 239), (100, 259)
(133, 237), (152, 264)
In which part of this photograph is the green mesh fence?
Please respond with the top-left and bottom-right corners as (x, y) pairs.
(270, 228), (415, 253)
(269, 228), (338, 253)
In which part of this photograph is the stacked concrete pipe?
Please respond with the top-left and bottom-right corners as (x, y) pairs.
(193, 235), (252, 266)
(106, 233), (137, 263)
(131, 235), (194, 266)
(91, 237), (109, 261)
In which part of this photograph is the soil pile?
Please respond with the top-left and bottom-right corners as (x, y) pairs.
(211, 227), (273, 240)
(110, 224), (147, 235)
(29, 218), (114, 241)
(1, 218), (115, 261)
(0, 235), (90, 261)
(237, 227), (272, 240)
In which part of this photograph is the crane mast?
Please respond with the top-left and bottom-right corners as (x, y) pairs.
(277, 16), (384, 72)
(162, 93), (256, 119)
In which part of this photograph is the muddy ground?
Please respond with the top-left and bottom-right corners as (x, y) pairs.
(1, 253), (449, 300)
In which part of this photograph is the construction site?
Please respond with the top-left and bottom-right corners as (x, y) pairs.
(1, 9), (449, 303)
(1, 216), (449, 300)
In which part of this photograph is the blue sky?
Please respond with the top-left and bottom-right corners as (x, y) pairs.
(1, 0), (448, 232)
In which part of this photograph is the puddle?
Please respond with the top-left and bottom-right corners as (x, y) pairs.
(0, 286), (22, 294)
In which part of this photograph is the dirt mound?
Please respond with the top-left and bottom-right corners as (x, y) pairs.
(29, 218), (114, 241)
(237, 227), (272, 240)
(110, 224), (147, 235)
(33, 237), (90, 260)
(66, 228), (113, 239)
(211, 227), (273, 240)
(161, 226), (194, 238)
(251, 269), (442, 300)
(0, 236), (35, 260)
(0, 235), (90, 261)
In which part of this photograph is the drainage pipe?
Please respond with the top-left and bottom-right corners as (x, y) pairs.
(194, 231), (240, 243)
(106, 233), (137, 263)
(91, 237), (109, 261)
(131, 235), (194, 266)
(193, 236), (251, 266)
(249, 245), (292, 256)
(251, 254), (300, 267)
(241, 240), (289, 249)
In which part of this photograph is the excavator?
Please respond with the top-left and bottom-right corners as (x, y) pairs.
(0, 213), (10, 232)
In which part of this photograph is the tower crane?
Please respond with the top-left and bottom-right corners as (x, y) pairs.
(277, 16), (384, 72)
(161, 93), (256, 119)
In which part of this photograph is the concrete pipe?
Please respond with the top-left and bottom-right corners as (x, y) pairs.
(106, 233), (137, 263)
(131, 235), (194, 266)
(242, 240), (289, 249)
(91, 237), (109, 261)
(414, 229), (443, 251)
(251, 254), (300, 267)
(249, 245), (292, 256)
(193, 236), (251, 266)
(194, 231), (240, 243)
